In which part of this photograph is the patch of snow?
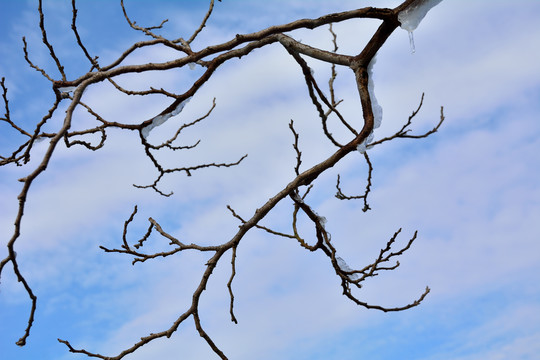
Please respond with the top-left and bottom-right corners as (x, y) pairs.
(336, 256), (360, 280)
(141, 97), (191, 139)
(357, 56), (381, 154)
(398, 0), (443, 53)
(290, 193), (327, 229)
(367, 56), (382, 130)
(316, 214), (327, 228)
(356, 132), (374, 154)
(290, 192), (303, 204)
(58, 86), (76, 94)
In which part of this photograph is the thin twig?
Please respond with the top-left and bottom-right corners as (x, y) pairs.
(38, 0), (66, 80)
(335, 152), (373, 212)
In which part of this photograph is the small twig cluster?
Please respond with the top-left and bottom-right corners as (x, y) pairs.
(0, 0), (445, 358)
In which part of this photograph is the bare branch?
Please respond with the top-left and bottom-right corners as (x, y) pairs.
(193, 311), (227, 359)
(20, 97), (62, 165)
(120, 0), (169, 40)
(0, 253), (37, 347)
(289, 120), (302, 176)
(38, 0), (66, 80)
(133, 147), (248, 196)
(71, 0), (100, 70)
(22, 37), (55, 82)
(186, 0), (217, 44)
(328, 24), (339, 106)
(283, 46), (344, 147)
(227, 244), (238, 324)
(107, 77), (181, 99)
(335, 152), (373, 212)
(227, 205), (296, 239)
(332, 229), (430, 312)
(1, 1), (445, 357)
(277, 33), (351, 66)
(1, 78), (30, 137)
(369, 93), (446, 148)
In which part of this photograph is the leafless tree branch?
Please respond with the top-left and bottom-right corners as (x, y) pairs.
(335, 153), (373, 212)
(38, 0), (66, 80)
(369, 93), (446, 149)
(120, 0), (169, 40)
(1, 79), (27, 136)
(70, 0), (100, 70)
(186, 0), (218, 44)
(0, 0), (446, 358)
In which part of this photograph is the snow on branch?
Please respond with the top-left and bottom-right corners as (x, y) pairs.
(141, 97), (191, 139)
(398, 0), (443, 52)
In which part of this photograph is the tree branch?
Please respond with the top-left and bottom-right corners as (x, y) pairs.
(1, 1), (446, 358)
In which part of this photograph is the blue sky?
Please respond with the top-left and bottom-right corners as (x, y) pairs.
(1, 1), (540, 359)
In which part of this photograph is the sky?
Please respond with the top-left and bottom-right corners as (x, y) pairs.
(1, 0), (540, 359)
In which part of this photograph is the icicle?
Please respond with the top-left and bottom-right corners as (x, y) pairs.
(408, 31), (416, 53)
(188, 63), (196, 70)
(398, 0), (443, 52)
